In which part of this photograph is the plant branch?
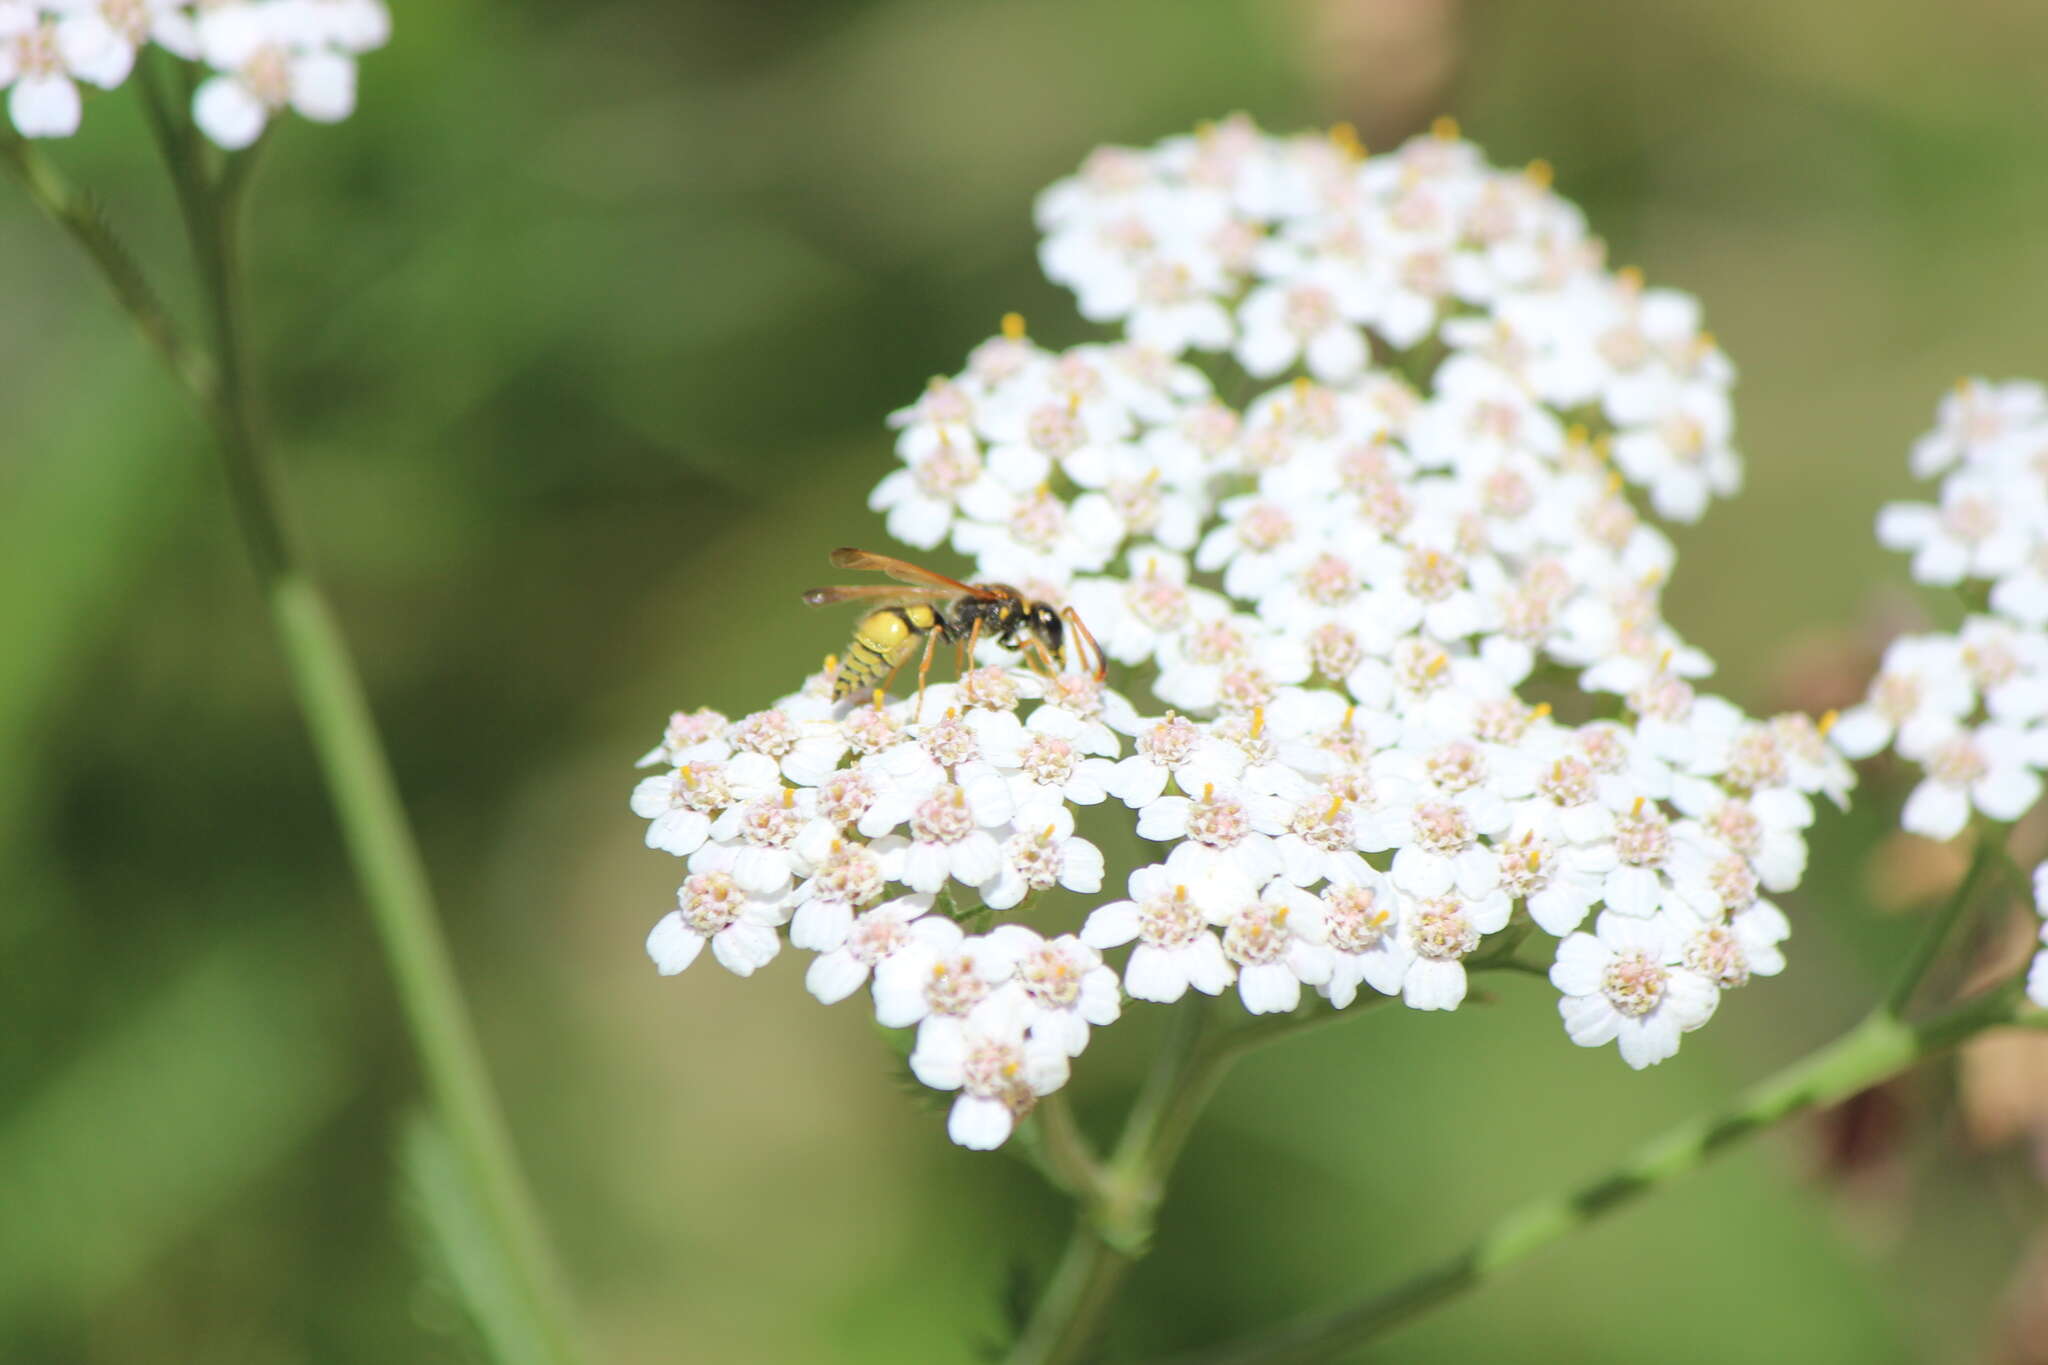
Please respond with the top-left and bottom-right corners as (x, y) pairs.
(0, 135), (215, 403)
(11, 78), (585, 1363)
(1158, 985), (2035, 1365)
(1881, 830), (1999, 1018)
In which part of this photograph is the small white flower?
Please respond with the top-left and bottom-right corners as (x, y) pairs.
(1550, 911), (1718, 1069)
(1896, 720), (2044, 840)
(871, 917), (1022, 1047)
(983, 926), (1122, 1055)
(1210, 878), (1334, 1013)
(910, 998), (1071, 1150)
(1876, 473), (2033, 586)
(803, 893), (932, 1003)
(1396, 892), (1510, 1010)
(1318, 870), (1410, 1008)
(1081, 854), (1234, 1002)
(192, 0), (371, 150)
(646, 870), (791, 978)
(982, 805), (1106, 910)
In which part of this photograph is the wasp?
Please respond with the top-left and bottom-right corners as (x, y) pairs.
(802, 547), (1104, 709)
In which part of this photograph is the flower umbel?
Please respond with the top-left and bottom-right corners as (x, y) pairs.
(634, 117), (1856, 1147)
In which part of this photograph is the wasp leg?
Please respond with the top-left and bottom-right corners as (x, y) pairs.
(963, 615), (984, 674)
(1063, 607), (1107, 682)
(913, 626), (941, 724)
(1025, 634), (1060, 678)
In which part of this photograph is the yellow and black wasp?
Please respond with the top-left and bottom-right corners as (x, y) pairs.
(802, 547), (1104, 707)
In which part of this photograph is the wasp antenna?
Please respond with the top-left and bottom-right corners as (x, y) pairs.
(827, 547), (864, 568)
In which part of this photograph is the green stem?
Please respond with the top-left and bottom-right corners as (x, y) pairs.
(1031, 1090), (1107, 1199)
(1881, 831), (1998, 1018)
(13, 80), (584, 1364)
(1007, 991), (1407, 1365)
(1163, 988), (2039, 1365)
(0, 136), (216, 402)
(1005, 1226), (1137, 1365)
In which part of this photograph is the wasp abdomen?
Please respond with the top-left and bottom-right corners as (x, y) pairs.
(833, 604), (944, 701)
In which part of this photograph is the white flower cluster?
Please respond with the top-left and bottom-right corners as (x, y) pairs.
(0, 0), (386, 145)
(1834, 380), (2048, 840)
(2031, 863), (2048, 1011)
(636, 119), (1857, 1148)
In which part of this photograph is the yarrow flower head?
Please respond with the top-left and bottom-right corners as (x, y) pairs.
(1839, 380), (2048, 842)
(0, 0), (387, 142)
(634, 116), (1858, 1149)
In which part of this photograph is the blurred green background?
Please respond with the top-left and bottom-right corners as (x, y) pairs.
(7, 0), (2048, 1361)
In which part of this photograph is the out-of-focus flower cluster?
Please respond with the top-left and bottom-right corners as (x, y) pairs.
(635, 118), (1855, 1150)
(1833, 380), (2048, 840)
(2029, 863), (2048, 1012)
(0, 0), (387, 145)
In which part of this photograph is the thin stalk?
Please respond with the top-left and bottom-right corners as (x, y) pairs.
(13, 82), (584, 1363)
(1881, 831), (1998, 1018)
(1032, 1090), (1107, 1199)
(1163, 991), (2040, 1365)
(0, 136), (215, 402)
(1005, 999), (1210, 1365)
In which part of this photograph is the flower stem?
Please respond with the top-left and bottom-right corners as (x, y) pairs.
(1008, 992), (1403, 1365)
(12, 86), (584, 1364)
(0, 135), (216, 403)
(1880, 830), (1999, 1018)
(1160, 986), (2040, 1365)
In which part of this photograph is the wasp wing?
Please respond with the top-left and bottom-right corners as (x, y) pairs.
(801, 583), (954, 608)
(826, 547), (992, 598)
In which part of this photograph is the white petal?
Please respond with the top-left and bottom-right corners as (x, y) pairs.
(947, 1094), (1016, 1150)
(1080, 901), (1141, 948)
(1615, 1013), (1683, 1069)
(805, 950), (868, 1004)
(288, 51), (357, 123)
(1899, 780), (1970, 841)
(10, 75), (81, 138)
(193, 76), (266, 150)
(645, 912), (704, 975)
(1237, 962), (1301, 1015)
(710, 922), (780, 976)
(1123, 944), (1189, 1002)
(1402, 958), (1467, 1011)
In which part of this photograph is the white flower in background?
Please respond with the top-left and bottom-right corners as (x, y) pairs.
(1895, 720), (2043, 840)
(0, 5), (113, 137)
(193, 0), (388, 150)
(1550, 911), (1717, 1068)
(1876, 473), (2033, 586)
(2030, 863), (2048, 1011)
(1827, 634), (1972, 759)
